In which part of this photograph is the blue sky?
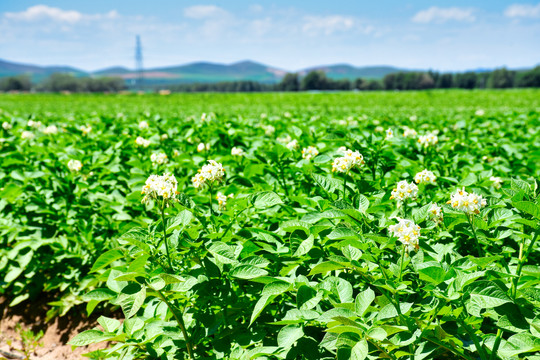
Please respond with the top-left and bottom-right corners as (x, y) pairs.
(0, 1), (539, 72)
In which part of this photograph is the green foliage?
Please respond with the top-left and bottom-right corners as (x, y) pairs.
(0, 90), (539, 359)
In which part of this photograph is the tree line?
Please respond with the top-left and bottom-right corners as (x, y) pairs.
(1, 66), (539, 93)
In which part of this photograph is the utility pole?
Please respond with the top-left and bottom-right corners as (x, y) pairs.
(135, 35), (143, 89)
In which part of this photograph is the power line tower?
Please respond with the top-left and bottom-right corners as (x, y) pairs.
(135, 35), (143, 89)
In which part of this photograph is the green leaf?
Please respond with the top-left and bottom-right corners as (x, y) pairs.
(167, 210), (193, 231)
(230, 264), (268, 279)
(82, 288), (116, 302)
(309, 261), (347, 276)
(250, 294), (276, 325)
(114, 283), (146, 319)
(351, 339), (369, 360)
(417, 263), (446, 285)
(357, 195), (369, 213)
(91, 249), (124, 273)
(355, 288), (375, 317)
(262, 280), (291, 296)
(294, 235), (314, 257)
(312, 173), (343, 193)
(277, 325), (304, 348)
(467, 281), (512, 309)
(513, 201), (540, 220)
(68, 329), (110, 347)
(251, 191), (283, 209)
(97, 316), (121, 333)
(207, 241), (238, 264)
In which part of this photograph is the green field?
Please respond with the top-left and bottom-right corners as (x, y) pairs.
(0, 90), (539, 360)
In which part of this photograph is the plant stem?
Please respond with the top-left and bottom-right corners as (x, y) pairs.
(343, 174), (347, 200)
(459, 300), (488, 360)
(208, 184), (214, 216)
(399, 245), (406, 282)
(511, 231), (537, 299)
(156, 290), (194, 360)
(467, 214), (484, 257)
(161, 201), (173, 271)
(490, 329), (503, 360)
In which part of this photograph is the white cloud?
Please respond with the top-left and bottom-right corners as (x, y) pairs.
(183, 5), (229, 19)
(412, 7), (476, 24)
(504, 3), (540, 18)
(302, 15), (371, 36)
(3, 5), (118, 23)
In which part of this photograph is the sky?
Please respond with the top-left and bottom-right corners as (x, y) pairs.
(0, 0), (539, 72)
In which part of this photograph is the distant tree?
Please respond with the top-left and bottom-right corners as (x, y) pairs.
(437, 73), (453, 88)
(277, 73), (300, 91)
(454, 72), (477, 89)
(488, 68), (515, 88)
(301, 70), (329, 90)
(515, 66), (540, 87)
(0, 75), (32, 91)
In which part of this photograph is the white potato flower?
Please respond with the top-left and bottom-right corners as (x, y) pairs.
(388, 218), (421, 252)
(428, 203), (443, 223)
(27, 120), (42, 128)
(68, 159), (83, 172)
(286, 139), (299, 150)
(2, 122), (12, 130)
(375, 126), (384, 133)
(21, 130), (34, 140)
(216, 192), (234, 209)
(447, 187), (487, 214)
(418, 132), (438, 148)
(390, 180), (418, 206)
(262, 124), (275, 136)
(135, 136), (151, 148)
(475, 109), (485, 116)
(332, 148), (365, 173)
(141, 173), (178, 204)
(192, 160), (226, 188)
(173, 149), (180, 157)
(197, 142), (210, 152)
(403, 126), (418, 138)
(278, 134), (292, 144)
(410, 115), (418, 121)
(490, 176), (502, 189)
(151, 152), (168, 165)
(139, 121), (149, 129)
(231, 147), (245, 156)
(42, 125), (58, 135)
(80, 125), (92, 135)
(161, 134), (169, 140)
(302, 146), (319, 160)
(385, 128), (394, 140)
(414, 169), (437, 185)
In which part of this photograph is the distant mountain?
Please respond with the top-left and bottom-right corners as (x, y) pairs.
(0, 59), (87, 82)
(1, 58), (531, 86)
(299, 64), (409, 80)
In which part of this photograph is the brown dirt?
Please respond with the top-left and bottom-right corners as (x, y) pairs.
(0, 296), (108, 360)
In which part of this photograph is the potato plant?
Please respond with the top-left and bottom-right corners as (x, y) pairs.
(0, 91), (539, 359)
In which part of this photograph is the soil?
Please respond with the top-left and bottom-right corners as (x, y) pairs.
(0, 296), (108, 360)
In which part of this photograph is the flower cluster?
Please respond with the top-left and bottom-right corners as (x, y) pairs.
(447, 187), (487, 214)
(21, 131), (35, 140)
(286, 139), (299, 150)
(403, 126), (417, 138)
(191, 160), (225, 189)
(2, 122), (12, 130)
(388, 218), (421, 251)
(414, 169), (437, 185)
(490, 176), (502, 189)
(262, 124), (275, 136)
(385, 128), (394, 140)
(141, 173), (178, 204)
(277, 134), (292, 144)
(28, 120), (42, 128)
(80, 125), (92, 135)
(428, 203), (443, 223)
(216, 192), (234, 209)
(43, 125), (58, 135)
(302, 146), (319, 160)
(197, 143), (210, 152)
(139, 121), (149, 129)
(418, 132), (438, 148)
(151, 152), (168, 165)
(68, 159), (83, 172)
(390, 180), (418, 206)
(135, 136), (151, 148)
(332, 148), (365, 173)
(231, 147), (245, 156)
